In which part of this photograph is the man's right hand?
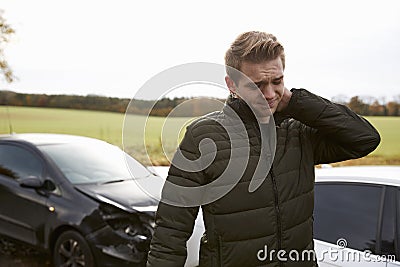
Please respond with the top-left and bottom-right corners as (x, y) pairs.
(276, 87), (292, 112)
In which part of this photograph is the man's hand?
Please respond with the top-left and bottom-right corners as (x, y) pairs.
(276, 87), (292, 112)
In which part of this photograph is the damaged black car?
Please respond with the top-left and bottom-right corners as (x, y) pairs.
(0, 133), (164, 267)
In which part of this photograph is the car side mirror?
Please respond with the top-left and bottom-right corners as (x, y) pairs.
(43, 179), (56, 191)
(19, 176), (44, 189)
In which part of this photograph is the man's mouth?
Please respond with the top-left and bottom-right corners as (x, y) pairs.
(267, 100), (275, 108)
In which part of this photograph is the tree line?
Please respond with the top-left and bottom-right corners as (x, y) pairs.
(0, 90), (225, 117)
(1, 90), (400, 117)
(342, 96), (400, 116)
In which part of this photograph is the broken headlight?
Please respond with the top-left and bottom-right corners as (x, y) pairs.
(99, 203), (155, 252)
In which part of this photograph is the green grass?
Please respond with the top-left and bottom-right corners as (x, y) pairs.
(0, 106), (399, 165)
(124, 113), (196, 165)
(0, 106), (125, 145)
(365, 116), (400, 157)
(0, 106), (195, 165)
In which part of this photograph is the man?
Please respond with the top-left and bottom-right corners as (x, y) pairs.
(147, 31), (380, 267)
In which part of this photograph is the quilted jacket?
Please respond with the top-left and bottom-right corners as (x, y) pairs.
(147, 89), (380, 267)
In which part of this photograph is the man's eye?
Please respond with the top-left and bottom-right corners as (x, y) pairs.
(273, 80), (282, 85)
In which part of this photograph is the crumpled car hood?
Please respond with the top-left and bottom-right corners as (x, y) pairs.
(75, 175), (163, 213)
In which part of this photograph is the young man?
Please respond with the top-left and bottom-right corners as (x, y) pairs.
(147, 31), (380, 267)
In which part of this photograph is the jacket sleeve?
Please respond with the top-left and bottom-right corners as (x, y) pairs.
(284, 88), (381, 164)
(147, 127), (203, 267)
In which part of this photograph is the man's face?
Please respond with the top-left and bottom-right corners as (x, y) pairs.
(227, 57), (285, 117)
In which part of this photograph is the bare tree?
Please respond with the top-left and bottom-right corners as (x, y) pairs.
(393, 95), (400, 104)
(331, 94), (349, 105)
(0, 9), (15, 83)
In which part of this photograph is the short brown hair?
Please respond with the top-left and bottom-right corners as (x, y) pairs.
(225, 31), (285, 80)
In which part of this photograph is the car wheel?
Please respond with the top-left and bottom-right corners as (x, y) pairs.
(53, 230), (94, 267)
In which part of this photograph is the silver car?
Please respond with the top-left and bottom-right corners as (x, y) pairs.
(314, 166), (400, 267)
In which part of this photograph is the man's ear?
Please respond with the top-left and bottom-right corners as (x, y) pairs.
(225, 75), (236, 95)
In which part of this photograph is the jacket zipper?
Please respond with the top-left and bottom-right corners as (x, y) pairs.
(270, 168), (283, 267)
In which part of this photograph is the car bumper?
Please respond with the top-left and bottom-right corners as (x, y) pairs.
(85, 224), (149, 267)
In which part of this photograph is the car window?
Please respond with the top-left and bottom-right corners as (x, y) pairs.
(39, 141), (152, 184)
(0, 144), (43, 180)
(314, 183), (383, 254)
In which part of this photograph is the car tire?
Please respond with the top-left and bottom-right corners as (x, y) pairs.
(53, 230), (95, 267)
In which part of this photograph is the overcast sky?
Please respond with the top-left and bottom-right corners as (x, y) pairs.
(1, 0), (399, 101)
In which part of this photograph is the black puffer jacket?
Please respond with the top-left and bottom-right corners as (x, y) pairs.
(147, 89), (380, 267)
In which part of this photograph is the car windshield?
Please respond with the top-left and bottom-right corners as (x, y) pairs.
(39, 141), (151, 184)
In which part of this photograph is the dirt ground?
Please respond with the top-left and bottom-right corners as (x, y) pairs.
(0, 238), (52, 267)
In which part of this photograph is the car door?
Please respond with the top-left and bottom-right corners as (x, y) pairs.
(313, 182), (390, 267)
(0, 143), (49, 246)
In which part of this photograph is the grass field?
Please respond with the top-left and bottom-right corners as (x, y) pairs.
(0, 106), (399, 165)
(0, 106), (194, 165)
(365, 116), (399, 157)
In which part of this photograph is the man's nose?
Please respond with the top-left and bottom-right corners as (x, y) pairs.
(262, 85), (275, 99)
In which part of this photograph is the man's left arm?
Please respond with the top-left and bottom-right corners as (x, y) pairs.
(279, 88), (381, 164)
